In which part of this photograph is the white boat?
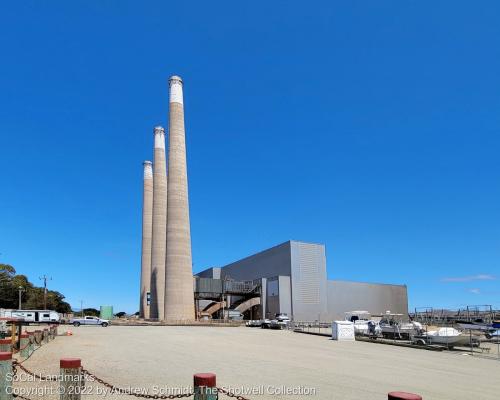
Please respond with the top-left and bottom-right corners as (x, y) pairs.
(456, 320), (494, 332)
(379, 312), (423, 339)
(424, 327), (471, 347)
(345, 311), (381, 336)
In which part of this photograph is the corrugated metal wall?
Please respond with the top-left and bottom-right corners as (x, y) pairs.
(290, 241), (328, 321)
(326, 280), (408, 320)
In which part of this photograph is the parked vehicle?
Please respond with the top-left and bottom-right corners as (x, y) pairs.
(275, 313), (290, 322)
(260, 319), (272, 329)
(245, 320), (263, 327)
(0, 309), (60, 323)
(71, 316), (110, 327)
(270, 313), (291, 329)
(485, 329), (500, 340)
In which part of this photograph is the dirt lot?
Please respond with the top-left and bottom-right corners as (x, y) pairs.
(11, 325), (500, 399)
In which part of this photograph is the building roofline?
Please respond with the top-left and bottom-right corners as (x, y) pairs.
(221, 241), (292, 268)
(289, 239), (326, 247)
(195, 240), (327, 275)
(329, 279), (407, 288)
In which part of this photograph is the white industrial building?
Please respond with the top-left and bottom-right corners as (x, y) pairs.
(196, 240), (408, 321)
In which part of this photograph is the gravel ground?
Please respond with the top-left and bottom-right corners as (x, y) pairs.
(10, 325), (500, 400)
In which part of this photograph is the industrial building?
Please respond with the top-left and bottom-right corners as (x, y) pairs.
(139, 77), (408, 323)
(196, 240), (408, 321)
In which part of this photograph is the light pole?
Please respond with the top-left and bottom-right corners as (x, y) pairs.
(18, 286), (25, 309)
(81, 300), (84, 317)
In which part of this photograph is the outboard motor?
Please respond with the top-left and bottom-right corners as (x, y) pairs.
(368, 320), (377, 337)
(412, 321), (424, 335)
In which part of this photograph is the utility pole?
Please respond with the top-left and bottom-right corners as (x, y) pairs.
(81, 300), (84, 317)
(39, 275), (52, 309)
(18, 286), (25, 309)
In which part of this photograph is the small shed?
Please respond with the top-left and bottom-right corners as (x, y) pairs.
(332, 321), (355, 341)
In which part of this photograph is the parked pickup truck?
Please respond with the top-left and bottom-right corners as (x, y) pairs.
(71, 316), (110, 327)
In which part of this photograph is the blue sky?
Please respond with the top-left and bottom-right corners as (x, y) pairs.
(0, 1), (498, 313)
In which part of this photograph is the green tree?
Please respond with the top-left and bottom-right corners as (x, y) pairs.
(0, 264), (17, 308)
(83, 308), (100, 317)
(0, 263), (72, 313)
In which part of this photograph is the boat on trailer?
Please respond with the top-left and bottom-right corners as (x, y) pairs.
(456, 320), (495, 332)
(379, 312), (423, 339)
(413, 327), (472, 348)
(344, 311), (381, 336)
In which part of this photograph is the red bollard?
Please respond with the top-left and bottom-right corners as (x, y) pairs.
(60, 358), (84, 400)
(0, 339), (11, 353)
(388, 392), (423, 400)
(194, 373), (217, 400)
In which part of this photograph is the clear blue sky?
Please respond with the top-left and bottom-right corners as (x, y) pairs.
(1, 1), (498, 313)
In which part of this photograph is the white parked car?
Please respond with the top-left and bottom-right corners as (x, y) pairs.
(275, 313), (290, 323)
(71, 316), (110, 327)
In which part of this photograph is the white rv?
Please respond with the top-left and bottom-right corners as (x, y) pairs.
(0, 309), (60, 323)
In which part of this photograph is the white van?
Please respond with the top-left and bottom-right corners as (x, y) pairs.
(0, 309), (60, 323)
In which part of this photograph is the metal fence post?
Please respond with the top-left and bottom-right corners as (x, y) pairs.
(0, 352), (13, 400)
(497, 332), (499, 360)
(34, 330), (42, 346)
(28, 333), (34, 356)
(194, 373), (217, 400)
(60, 358), (83, 400)
(388, 392), (422, 400)
(19, 334), (29, 358)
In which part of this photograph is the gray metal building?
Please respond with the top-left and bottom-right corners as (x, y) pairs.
(196, 240), (408, 321)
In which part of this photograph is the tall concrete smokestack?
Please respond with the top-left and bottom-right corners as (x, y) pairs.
(139, 160), (153, 319)
(150, 126), (167, 320)
(164, 75), (195, 321)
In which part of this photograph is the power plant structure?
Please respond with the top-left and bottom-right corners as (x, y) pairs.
(139, 76), (194, 321)
(139, 76), (409, 323)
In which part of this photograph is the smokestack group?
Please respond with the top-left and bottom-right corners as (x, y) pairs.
(139, 76), (194, 321)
